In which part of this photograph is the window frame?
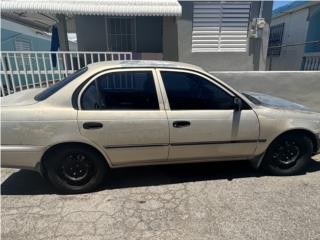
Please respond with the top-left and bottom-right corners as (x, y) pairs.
(105, 16), (137, 52)
(78, 68), (165, 111)
(192, 1), (251, 53)
(155, 68), (247, 111)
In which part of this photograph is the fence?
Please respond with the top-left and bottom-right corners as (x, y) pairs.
(0, 51), (133, 96)
(301, 54), (320, 70)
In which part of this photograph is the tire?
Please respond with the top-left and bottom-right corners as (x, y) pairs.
(44, 145), (107, 194)
(262, 133), (313, 176)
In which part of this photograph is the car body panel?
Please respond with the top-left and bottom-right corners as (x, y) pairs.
(1, 88), (41, 107)
(165, 109), (260, 161)
(78, 110), (170, 165)
(1, 61), (320, 171)
(1, 145), (46, 170)
(155, 68), (261, 161)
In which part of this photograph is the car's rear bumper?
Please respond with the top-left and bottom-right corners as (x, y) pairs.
(1, 145), (45, 171)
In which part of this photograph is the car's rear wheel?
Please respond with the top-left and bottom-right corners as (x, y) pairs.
(44, 145), (107, 194)
(262, 133), (313, 176)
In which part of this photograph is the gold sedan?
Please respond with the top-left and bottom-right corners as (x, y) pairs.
(1, 61), (320, 193)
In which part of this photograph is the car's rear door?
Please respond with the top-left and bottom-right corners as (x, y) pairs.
(77, 68), (169, 166)
(156, 68), (260, 162)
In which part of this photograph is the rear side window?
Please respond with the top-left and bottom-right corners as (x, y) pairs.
(161, 71), (235, 110)
(81, 71), (159, 110)
(35, 67), (87, 101)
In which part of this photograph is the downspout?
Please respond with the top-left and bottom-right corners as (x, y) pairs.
(259, 0), (264, 18)
(258, 0), (269, 71)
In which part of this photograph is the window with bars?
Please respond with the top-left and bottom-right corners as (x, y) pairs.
(192, 1), (251, 52)
(105, 17), (136, 52)
(268, 23), (285, 56)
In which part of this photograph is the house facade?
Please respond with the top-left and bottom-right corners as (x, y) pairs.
(267, 1), (320, 70)
(75, 1), (273, 71)
(1, 0), (273, 96)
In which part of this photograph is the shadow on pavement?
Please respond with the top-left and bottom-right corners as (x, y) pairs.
(2, 159), (320, 195)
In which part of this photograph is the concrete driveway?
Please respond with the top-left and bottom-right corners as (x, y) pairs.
(1, 155), (320, 240)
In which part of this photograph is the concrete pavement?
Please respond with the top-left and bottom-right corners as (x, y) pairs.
(1, 155), (320, 240)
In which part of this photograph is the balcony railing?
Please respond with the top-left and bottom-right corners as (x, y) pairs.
(0, 51), (133, 96)
(301, 53), (320, 71)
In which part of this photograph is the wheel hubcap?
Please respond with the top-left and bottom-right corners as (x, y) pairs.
(272, 140), (300, 168)
(60, 153), (93, 184)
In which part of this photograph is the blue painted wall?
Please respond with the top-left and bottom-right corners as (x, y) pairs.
(305, 7), (320, 53)
(1, 28), (51, 51)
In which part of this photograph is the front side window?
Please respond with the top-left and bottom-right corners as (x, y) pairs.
(161, 71), (234, 110)
(81, 71), (159, 110)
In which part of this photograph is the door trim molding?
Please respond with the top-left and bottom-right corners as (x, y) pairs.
(104, 139), (266, 149)
(104, 143), (169, 149)
(171, 139), (266, 146)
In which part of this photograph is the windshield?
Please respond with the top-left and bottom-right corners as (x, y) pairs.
(34, 67), (87, 101)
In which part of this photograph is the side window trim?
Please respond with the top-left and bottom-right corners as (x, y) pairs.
(78, 68), (165, 111)
(155, 68), (236, 111)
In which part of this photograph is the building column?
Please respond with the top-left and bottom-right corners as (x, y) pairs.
(56, 14), (69, 51)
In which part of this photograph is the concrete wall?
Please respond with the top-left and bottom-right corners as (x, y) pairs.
(136, 17), (162, 53)
(210, 71), (320, 111)
(76, 15), (163, 53)
(163, 17), (179, 61)
(176, 1), (273, 71)
(76, 16), (108, 51)
(268, 8), (309, 70)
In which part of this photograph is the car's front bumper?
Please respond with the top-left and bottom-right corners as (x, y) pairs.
(1, 145), (45, 171)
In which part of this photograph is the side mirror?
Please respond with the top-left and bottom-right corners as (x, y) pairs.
(233, 97), (243, 111)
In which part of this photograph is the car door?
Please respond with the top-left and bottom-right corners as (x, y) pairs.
(77, 68), (169, 166)
(156, 68), (260, 162)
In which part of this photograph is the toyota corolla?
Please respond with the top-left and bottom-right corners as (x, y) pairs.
(1, 61), (320, 193)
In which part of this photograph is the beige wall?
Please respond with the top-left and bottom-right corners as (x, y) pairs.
(162, 17), (179, 61)
(210, 71), (320, 112)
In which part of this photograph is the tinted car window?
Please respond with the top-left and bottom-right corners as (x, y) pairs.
(81, 71), (159, 110)
(35, 67), (87, 101)
(161, 71), (234, 110)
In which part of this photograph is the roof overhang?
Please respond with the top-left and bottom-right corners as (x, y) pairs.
(0, 0), (182, 16)
(272, 1), (319, 19)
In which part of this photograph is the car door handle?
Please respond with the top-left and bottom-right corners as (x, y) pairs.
(173, 121), (191, 128)
(83, 122), (103, 129)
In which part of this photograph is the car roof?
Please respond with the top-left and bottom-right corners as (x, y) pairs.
(87, 60), (204, 72)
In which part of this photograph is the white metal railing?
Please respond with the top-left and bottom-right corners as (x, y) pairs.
(0, 51), (133, 96)
(301, 53), (320, 71)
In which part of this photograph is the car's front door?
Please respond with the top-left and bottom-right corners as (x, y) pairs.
(157, 69), (260, 162)
(77, 68), (169, 166)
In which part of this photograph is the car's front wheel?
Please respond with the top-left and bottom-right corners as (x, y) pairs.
(262, 133), (313, 176)
(44, 145), (107, 194)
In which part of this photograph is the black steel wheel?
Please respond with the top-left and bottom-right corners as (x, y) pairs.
(59, 153), (95, 185)
(45, 145), (107, 194)
(262, 133), (313, 176)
